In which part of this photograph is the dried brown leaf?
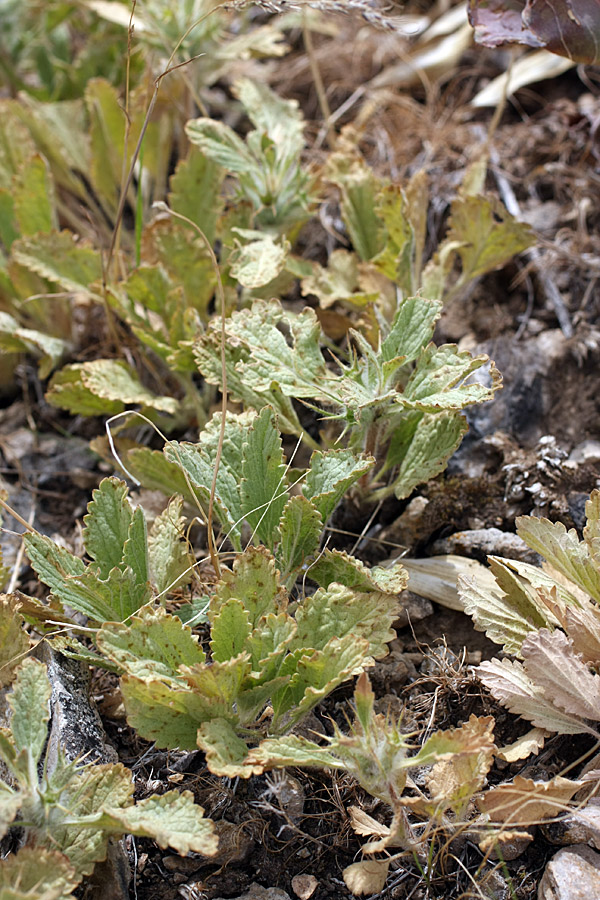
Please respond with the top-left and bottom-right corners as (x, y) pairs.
(522, 628), (600, 722)
(343, 859), (390, 895)
(478, 774), (583, 825)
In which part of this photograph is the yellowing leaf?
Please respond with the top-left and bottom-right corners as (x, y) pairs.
(326, 150), (385, 262)
(211, 546), (287, 628)
(0, 311), (67, 379)
(293, 582), (399, 658)
(517, 513), (600, 604)
(230, 232), (290, 289)
(443, 193), (534, 284)
(0, 595), (30, 688)
(301, 249), (379, 309)
(197, 719), (263, 778)
(425, 716), (496, 815)
(47, 360), (178, 416)
(0, 847), (78, 899)
(11, 231), (101, 294)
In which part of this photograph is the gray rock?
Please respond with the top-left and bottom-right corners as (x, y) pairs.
(538, 845), (600, 900)
(432, 527), (537, 563)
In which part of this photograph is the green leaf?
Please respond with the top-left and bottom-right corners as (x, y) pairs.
(108, 266), (194, 368)
(196, 299), (326, 401)
(48, 762), (133, 876)
(23, 532), (87, 603)
(194, 318), (305, 440)
(83, 478), (133, 579)
(196, 719), (262, 778)
(8, 658), (51, 769)
(0, 311), (67, 378)
(303, 449), (375, 522)
(11, 231), (102, 294)
(380, 296), (442, 365)
(140, 218), (215, 318)
(517, 514), (600, 604)
(12, 154), (57, 236)
(25, 530), (150, 623)
(0, 789), (22, 842)
(240, 406), (289, 546)
(185, 118), (256, 175)
(293, 582), (398, 657)
(148, 496), (193, 594)
(122, 506), (150, 587)
(248, 733), (345, 771)
(277, 496), (323, 582)
(169, 150), (224, 246)
(0, 595), (31, 688)
(96, 790), (218, 856)
(97, 606), (206, 680)
(0, 848), (78, 900)
(210, 598), (252, 663)
(86, 78), (128, 215)
(120, 676), (214, 750)
(46, 360), (178, 416)
(165, 411), (254, 550)
(272, 635), (370, 727)
(326, 150), (385, 261)
(403, 344), (499, 411)
(124, 447), (199, 507)
(67, 566), (152, 623)
(0, 188), (18, 249)
(229, 232), (290, 289)
(309, 550), (408, 597)
(385, 410), (468, 500)
(210, 546), (287, 628)
(234, 77), (305, 163)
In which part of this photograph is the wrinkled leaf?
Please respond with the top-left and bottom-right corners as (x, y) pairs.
(96, 790), (218, 856)
(97, 606), (206, 680)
